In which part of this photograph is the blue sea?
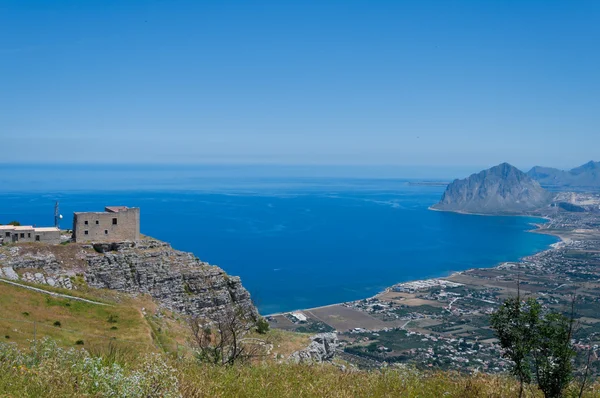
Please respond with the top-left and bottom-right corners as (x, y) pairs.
(0, 165), (558, 314)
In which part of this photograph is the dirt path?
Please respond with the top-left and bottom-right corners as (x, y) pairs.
(0, 278), (111, 306)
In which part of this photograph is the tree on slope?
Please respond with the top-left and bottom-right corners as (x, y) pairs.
(532, 308), (576, 398)
(490, 295), (576, 398)
(189, 304), (270, 366)
(490, 296), (541, 398)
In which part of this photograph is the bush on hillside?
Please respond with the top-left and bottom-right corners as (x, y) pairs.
(256, 317), (270, 334)
(0, 338), (179, 398)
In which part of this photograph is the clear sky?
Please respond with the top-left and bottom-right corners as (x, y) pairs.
(1, 1), (598, 172)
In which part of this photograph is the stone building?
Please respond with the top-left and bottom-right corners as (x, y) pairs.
(72, 206), (140, 243)
(0, 225), (60, 244)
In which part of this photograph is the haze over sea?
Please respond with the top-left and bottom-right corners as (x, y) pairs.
(0, 165), (558, 314)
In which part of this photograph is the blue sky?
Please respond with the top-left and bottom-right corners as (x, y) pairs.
(1, 1), (598, 172)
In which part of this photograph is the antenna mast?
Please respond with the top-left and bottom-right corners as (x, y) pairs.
(54, 201), (59, 229)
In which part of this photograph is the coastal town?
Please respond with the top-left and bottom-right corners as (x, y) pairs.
(268, 193), (600, 373)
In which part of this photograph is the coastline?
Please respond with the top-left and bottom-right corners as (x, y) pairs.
(266, 209), (564, 318)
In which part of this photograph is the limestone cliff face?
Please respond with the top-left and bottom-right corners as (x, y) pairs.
(289, 333), (339, 364)
(432, 163), (552, 214)
(0, 239), (256, 319)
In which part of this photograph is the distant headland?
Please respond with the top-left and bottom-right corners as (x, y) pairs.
(431, 163), (552, 214)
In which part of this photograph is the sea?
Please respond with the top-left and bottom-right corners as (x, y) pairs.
(0, 164), (558, 314)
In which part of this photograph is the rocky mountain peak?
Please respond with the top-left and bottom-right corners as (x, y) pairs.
(486, 163), (525, 179)
(571, 160), (600, 175)
(527, 161), (600, 189)
(432, 163), (551, 214)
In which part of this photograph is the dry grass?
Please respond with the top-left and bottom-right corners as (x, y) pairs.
(176, 362), (600, 398)
(2, 274), (599, 397)
(3, 339), (600, 398)
(0, 281), (599, 397)
(0, 280), (156, 352)
(264, 328), (312, 358)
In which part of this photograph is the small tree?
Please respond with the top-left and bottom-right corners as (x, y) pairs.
(189, 305), (268, 366)
(7, 221), (20, 226)
(490, 296), (541, 398)
(491, 295), (577, 398)
(532, 311), (576, 398)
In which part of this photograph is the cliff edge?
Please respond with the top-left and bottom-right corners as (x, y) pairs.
(0, 238), (257, 320)
(432, 163), (552, 214)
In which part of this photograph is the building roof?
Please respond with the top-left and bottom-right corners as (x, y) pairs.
(12, 226), (34, 231)
(105, 206), (129, 213)
(74, 206), (135, 215)
(0, 225), (58, 232)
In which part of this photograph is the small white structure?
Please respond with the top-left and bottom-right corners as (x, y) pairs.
(0, 225), (60, 244)
(290, 312), (308, 322)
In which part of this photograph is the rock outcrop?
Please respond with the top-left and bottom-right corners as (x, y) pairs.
(0, 239), (257, 320)
(432, 163), (552, 214)
(289, 333), (339, 363)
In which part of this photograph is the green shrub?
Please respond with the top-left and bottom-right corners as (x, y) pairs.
(107, 314), (119, 323)
(256, 317), (270, 334)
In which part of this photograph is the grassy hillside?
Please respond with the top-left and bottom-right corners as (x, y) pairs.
(0, 278), (310, 358)
(1, 279), (599, 397)
(0, 279), (172, 354)
(2, 338), (600, 397)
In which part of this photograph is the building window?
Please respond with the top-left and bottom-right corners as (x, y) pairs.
(96, 220), (99, 225)
(85, 220), (89, 225)
(104, 230), (108, 235)
(84, 230), (89, 235)
(20, 233), (25, 238)
(5, 232), (9, 237)
(112, 218), (118, 225)
(28, 233), (31, 238)
(35, 235), (40, 241)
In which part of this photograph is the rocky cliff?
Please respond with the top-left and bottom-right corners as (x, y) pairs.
(0, 239), (257, 320)
(289, 333), (339, 364)
(432, 163), (552, 214)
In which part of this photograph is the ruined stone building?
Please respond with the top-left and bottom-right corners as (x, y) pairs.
(73, 206), (140, 243)
(0, 225), (60, 244)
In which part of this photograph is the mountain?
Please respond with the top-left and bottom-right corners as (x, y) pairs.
(527, 161), (600, 189)
(527, 166), (569, 185)
(432, 163), (552, 213)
